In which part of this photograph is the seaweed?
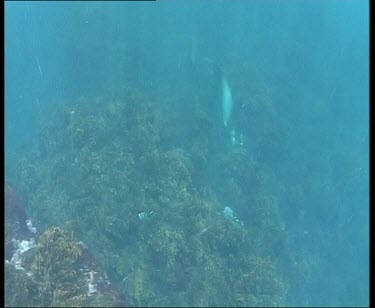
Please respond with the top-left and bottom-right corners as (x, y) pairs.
(13, 83), (289, 306)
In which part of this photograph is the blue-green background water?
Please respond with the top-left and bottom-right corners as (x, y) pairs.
(5, 1), (369, 306)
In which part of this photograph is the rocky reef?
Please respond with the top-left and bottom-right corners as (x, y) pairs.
(9, 84), (291, 306)
(5, 185), (128, 307)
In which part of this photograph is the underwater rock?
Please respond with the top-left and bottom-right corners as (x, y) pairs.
(9, 238), (36, 270)
(5, 183), (31, 238)
(78, 240), (129, 305)
(223, 206), (235, 218)
(223, 206), (244, 226)
(10, 84), (290, 306)
(5, 184), (129, 307)
(5, 183), (36, 262)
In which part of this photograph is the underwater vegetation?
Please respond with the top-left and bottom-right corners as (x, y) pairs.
(5, 222), (127, 307)
(11, 83), (292, 307)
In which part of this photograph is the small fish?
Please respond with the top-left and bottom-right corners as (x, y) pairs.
(138, 210), (154, 221)
(195, 227), (209, 237)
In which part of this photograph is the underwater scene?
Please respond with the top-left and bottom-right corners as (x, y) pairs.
(5, 1), (369, 307)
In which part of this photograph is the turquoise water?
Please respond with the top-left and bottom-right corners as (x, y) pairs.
(5, 1), (369, 306)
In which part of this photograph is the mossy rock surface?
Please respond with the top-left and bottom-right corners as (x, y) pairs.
(12, 84), (290, 306)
